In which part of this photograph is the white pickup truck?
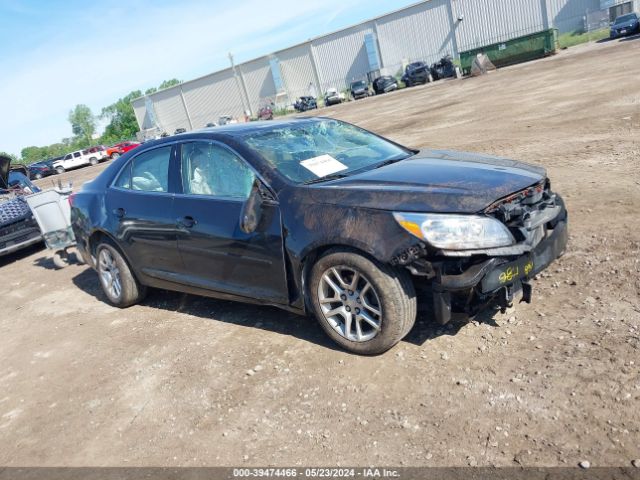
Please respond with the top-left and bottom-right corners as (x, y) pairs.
(53, 146), (108, 174)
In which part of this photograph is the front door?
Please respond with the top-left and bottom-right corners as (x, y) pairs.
(105, 144), (182, 282)
(172, 140), (289, 304)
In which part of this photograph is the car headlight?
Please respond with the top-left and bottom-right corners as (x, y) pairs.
(393, 212), (515, 250)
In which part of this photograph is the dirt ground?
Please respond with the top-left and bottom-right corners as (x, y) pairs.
(1, 37), (639, 468)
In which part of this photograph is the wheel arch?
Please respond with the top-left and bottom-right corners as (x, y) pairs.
(297, 241), (391, 314)
(87, 229), (133, 270)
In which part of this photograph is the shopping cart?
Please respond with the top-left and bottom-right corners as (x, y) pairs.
(25, 185), (83, 268)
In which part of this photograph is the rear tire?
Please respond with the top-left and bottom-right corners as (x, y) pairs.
(34, 173), (43, 180)
(89, 157), (98, 165)
(309, 249), (416, 355)
(96, 242), (146, 307)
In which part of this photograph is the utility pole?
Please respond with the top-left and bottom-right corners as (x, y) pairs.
(229, 52), (252, 118)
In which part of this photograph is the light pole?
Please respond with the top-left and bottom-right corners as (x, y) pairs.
(229, 52), (251, 118)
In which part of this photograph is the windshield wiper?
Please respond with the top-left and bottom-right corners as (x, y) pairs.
(371, 152), (415, 170)
(303, 172), (350, 185)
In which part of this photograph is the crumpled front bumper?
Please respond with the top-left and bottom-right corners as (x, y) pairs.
(431, 205), (568, 324)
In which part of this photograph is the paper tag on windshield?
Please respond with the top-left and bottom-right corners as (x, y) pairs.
(300, 154), (348, 178)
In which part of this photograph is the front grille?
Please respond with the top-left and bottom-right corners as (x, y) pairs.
(0, 226), (41, 250)
(486, 180), (560, 247)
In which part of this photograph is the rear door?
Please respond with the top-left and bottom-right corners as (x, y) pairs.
(105, 144), (182, 282)
(171, 140), (289, 304)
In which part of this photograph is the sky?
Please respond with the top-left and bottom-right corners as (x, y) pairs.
(0, 0), (418, 157)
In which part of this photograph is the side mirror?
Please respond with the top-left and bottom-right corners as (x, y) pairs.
(239, 178), (275, 234)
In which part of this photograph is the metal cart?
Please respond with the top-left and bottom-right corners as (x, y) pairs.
(25, 186), (83, 268)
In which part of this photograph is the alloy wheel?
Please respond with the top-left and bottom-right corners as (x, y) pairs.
(98, 248), (122, 300)
(317, 265), (382, 342)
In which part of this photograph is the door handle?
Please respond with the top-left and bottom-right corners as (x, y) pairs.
(178, 216), (196, 228)
(113, 208), (125, 218)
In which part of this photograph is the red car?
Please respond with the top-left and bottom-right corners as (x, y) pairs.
(106, 141), (140, 159)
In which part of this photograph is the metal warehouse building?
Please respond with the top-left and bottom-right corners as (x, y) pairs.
(131, 0), (637, 135)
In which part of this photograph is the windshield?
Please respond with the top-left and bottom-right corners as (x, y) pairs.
(615, 13), (636, 23)
(241, 119), (412, 184)
(351, 81), (366, 89)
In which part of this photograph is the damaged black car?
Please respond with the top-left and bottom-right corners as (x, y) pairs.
(71, 118), (568, 354)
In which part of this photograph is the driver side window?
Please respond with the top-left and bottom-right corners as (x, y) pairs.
(180, 142), (255, 200)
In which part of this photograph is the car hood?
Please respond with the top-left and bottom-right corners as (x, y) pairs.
(304, 149), (546, 213)
(613, 21), (636, 28)
(0, 155), (10, 189)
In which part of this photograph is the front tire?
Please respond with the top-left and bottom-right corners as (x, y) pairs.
(111, 152), (120, 159)
(96, 242), (146, 307)
(34, 173), (43, 180)
(55, 166), (65, 175)
(309, 249), (416, 355)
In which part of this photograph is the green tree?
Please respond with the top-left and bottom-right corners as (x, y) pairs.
(100, 90), (142, 145)
(68, 104), (96, 147)
(158, 78), (181, 90)
(20, 146), (47, 164)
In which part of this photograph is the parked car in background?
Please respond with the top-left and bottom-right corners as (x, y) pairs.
(106, 142), (141, 159)
(350, 80), (370, 100)
(174, 128), (187, 135)
(86, 145), (109, 160)
(609, 12), (639, 38)
(0, 155), (42, 257)
(28, 158), (59, 179)
(205, 122), (217, 128)
(293, 96), (318, 112)
(71, 117), (567, 355)
(218, 115), (238, 126)
(258, 105), (274, 120)
(52, 148), (104, 174)
(372, 75), (398, 94)
(430, 54), (456, 80)
(323, 88), (344, 106)
(401, 61), (432, 87)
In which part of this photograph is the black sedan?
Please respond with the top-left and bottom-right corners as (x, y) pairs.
(372, 75), (398, 95)
(28, 158), (57, 179)
(71, 118), (567, 354)
(610, 12), (639, 39)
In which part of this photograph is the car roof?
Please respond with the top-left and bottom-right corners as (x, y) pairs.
(193, 117), (327, 137)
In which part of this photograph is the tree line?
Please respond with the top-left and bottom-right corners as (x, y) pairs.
(12, 79), (181, 165)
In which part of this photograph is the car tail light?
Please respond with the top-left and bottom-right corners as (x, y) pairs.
(68, 193), (76, 207)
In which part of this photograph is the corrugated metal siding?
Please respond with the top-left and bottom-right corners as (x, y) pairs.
(132, 0), (612, 132)
(239, 57), (277, 113)
(276, 43), (318, 100)
(181, 69), (244, 128)
(453, 0), (547, 52)
(547, 0), (601, 32)
(131, 98), (148, 130)
(148, 87), (189, 134)
(376, 0), (456, 71)
(311, 23), (375, 92)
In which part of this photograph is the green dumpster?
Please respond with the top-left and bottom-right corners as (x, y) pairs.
(459, 29), (558, 75)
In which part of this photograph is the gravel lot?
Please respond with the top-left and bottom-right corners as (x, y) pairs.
(1, 37), (639, 468)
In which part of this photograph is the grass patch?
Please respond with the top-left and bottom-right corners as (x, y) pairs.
(558, 28), (609, 48)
